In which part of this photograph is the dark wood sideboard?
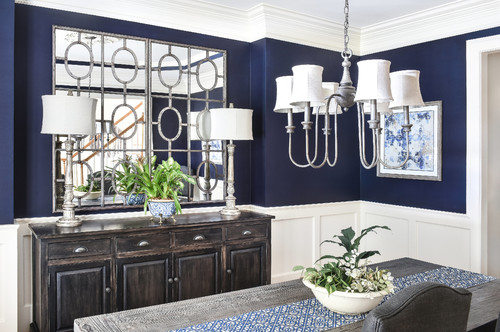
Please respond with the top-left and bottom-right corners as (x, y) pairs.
(29, 211), (274, 332)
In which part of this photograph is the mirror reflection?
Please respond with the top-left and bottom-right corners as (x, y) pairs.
(52, 26), (227, 211)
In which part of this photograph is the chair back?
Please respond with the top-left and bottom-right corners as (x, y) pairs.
(362, 282), (472, 332)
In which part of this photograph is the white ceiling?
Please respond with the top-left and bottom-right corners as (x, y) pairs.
(199, 0), (459, 27)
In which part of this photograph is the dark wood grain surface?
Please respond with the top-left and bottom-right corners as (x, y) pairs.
(74, 257), (499, 332)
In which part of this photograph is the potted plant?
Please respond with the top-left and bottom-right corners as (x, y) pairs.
(74, 177), (101, 200)
(111, 155), (147, 205)
(293, 226), (394, 315)
(134, 155), (196, 218)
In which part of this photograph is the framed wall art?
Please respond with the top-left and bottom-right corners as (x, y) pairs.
(377, 100), (442, 181)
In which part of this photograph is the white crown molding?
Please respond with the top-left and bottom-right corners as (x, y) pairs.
(14, 0), (500, 56)
(360, 0), (500, 55)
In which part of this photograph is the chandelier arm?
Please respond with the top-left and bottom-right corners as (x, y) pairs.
(378, 130), (411, 169)
(288, 133), (311, 168)
(357, 103), (378, 169)
(326, 98), (339, 167)
(304, 109), (320, 165)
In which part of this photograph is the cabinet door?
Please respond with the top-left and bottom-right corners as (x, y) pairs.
(225, 242), (268, 292)
(48, 261), (111, 332)
(116, 255), (171, 311)
(173, 249), (221, 301)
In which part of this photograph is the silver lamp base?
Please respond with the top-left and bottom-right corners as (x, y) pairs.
(56, 216), (82, 228)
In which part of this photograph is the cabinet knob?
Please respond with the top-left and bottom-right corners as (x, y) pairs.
(193, 235), (206, 241)
(174, 277), (179, 282)
(105, 287), (111, 293)
(168, 278), (174, 284)
(137, 240), (150, 247)
(226, 269), (232, 274)
(242, 230), (252, 236)
(73, 247), (88, 253)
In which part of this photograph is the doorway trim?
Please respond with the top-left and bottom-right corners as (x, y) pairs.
(466, 34), (500, 274)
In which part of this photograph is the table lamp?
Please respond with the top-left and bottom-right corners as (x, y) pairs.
(41, 94), (97, 227)
(209, 106), (253, 216)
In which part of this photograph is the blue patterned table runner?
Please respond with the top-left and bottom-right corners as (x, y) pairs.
(170, 267), (495, 332)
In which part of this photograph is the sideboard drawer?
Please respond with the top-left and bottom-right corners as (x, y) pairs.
(48, 239), (111, 260)
(174, 228), (222, 247)
(116, 233), (171, 253)
(226, 223), (268, 241)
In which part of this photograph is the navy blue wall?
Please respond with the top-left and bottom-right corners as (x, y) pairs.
(11, 3), (500, 218)
(14, 4), (251, 217)
(360, 27), (500, 213)
(251, 38), (360, 207)
(0, 1), (15, 224)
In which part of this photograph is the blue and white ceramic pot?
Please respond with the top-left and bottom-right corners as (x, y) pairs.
(147, 199), (176, 218)
(126, 193), (146, 206)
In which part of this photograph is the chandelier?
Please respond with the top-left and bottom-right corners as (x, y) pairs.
(273, 0), (424, 169)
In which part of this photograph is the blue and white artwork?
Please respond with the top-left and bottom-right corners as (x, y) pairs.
(378, 101), (442, 181)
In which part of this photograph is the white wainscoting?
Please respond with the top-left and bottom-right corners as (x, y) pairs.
(0, 224), (19, 332)
(7, 201), (477, 331)
(254, 201), (477, 284)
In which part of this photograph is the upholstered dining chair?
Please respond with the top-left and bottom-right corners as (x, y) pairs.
(362, 282), (472, 332)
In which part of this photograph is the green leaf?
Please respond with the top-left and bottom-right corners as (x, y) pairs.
(292, 265), (304, 272)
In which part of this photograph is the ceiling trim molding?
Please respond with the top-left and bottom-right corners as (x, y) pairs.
(360, 0), (500, 55)
(15, 0), (500, 55)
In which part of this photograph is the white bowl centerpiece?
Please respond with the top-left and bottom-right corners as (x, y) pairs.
(294, 226), (394, 315)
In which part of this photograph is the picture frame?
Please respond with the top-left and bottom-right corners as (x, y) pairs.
(377, 100), (442, 181)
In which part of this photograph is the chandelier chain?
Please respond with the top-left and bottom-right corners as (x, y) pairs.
(343, 0), (350, 57)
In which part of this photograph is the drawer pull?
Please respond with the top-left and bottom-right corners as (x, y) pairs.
(242, 230), (252, 236)
(105, 287), (111, 293)
(226, 269), (232, 274)
(174, 277), (179, 282)
(73, 247), (88, 253)
(168, 278), (174, 284)
(137, 240), (150, 247)
(193, 235), (206, 241)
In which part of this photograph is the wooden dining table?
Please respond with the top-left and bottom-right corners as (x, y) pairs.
(74, 258), (500, 332)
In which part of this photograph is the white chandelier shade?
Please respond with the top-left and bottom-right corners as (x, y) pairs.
(354, 59), (393, 103)
(313, 82), (342, 115)
(290, 65), (324, 108)
(389, 70), (425, 109)
(274, 76), (303, 113)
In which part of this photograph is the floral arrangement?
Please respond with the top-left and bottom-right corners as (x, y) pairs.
(293, 226), (394, 295)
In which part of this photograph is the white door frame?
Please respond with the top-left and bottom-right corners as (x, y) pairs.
(466, 34), (500, 274)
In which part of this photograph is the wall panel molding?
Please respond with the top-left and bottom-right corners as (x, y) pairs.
(11, 200), (478, 329)
(0, 225), (18, 332)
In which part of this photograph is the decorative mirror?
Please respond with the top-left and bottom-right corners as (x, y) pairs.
(52, 26), (227, 211)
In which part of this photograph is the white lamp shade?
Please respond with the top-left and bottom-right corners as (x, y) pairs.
(210, 108), (253, 140)
(354, 59), (393, 103)
(290, 65), (324, 108)
(389, 70), (425, 109)
(189, 111), (211, 140)
(313, 82), (342, 115)
(274, 76), (303, 113)
(41, 95), (97, 135)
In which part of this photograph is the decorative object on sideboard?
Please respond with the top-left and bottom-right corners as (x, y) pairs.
(41, 93), (97, 227)
(274, 0), (426, 170)
(131, 155), (196, 219)
(209, 105), (253, 216)
(377, 101), (443, 181)
(293, 226), (393, 315)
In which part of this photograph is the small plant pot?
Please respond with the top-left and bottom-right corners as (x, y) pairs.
(302, 279), (389, 315)
(74, 190), (101, 200)
(147, 199), (176, 218)
(126, 193), (146, 206)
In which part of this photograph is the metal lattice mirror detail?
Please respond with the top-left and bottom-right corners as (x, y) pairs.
(52, 26), (227, 212)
